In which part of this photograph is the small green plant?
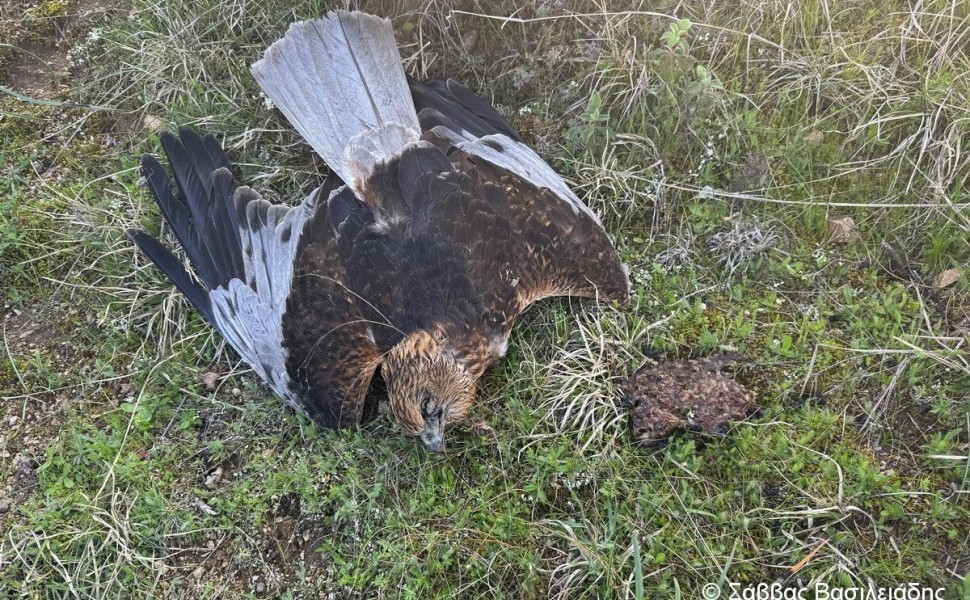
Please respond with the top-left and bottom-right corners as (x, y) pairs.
(663, 18), (692, 52)
(687, 64), (723, 96)
(566, 92), (615, 153)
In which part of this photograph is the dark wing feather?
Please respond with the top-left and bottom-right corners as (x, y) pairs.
(410, 78), (523, 142)
(126, 228), (214, 323)
(424, 152), (626, 321)
(406, 82), (629, 322)
(141, 129), (243, 290)
(132, 128), (388, 428)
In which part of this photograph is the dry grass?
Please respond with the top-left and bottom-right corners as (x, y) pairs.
(1, 0), (968, 597)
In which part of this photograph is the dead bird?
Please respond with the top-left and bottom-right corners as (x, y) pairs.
(621, 355), (756, 445)
(127, 11), (629, 453)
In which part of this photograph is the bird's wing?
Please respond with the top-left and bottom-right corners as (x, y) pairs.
(281, 183), (408, 427)
(465, 153), (630, 311)
(128, 128), (385, 427)
(409, 79), (630, 319)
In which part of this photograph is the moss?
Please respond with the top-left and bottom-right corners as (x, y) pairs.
(25, 0), (71, 41)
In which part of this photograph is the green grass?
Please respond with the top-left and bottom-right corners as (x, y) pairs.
(1, 0), (969, 598)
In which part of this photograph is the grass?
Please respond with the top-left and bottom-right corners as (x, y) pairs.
(1, 0), (969, 597)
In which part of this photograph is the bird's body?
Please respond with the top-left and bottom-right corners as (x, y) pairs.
(128, 11), (629, 451)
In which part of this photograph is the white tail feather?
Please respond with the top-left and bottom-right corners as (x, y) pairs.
(251, 11), (420, 190)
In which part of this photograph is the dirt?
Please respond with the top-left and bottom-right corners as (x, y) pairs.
(2, 40), (70, 100)
(0, 0), (131, 542)
(0, 302), (76, 531)
(0, 0), (129, 100)
(157, 492), (335, 597)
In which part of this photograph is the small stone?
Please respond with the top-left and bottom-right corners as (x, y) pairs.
(201, 371), (220, 391)
(231, 387), (241, 397)
(932, 267), (962, 290)
(805, 130), (824, 143)
(8, 416), (17, 427)
(462, 30), (479, 53)
(0, 499), (11, 513)
(204, 466), (223, 488)
(191, 566), (204, 579)
(826, 216), (858, 244)
(143, 115), (166, 133)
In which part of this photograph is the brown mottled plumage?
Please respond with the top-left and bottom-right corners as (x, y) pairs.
(621, 357), (757, 445)
(127, 11), (628, 452)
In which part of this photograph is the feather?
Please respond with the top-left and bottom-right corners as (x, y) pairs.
(410, 79), (602, 224)
(396, 142), (453, 210)
(139, 154), (216, 287)
(410, 78), (522, 142)
(251, 11), (420, 189)
(461, 134), (601, 226)
(210, 280), (290, 398)
(126, 228), (214, 324)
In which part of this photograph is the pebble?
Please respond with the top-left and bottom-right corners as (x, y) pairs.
(143, 115), (166, 133)
(0, 499), (10, 513)
(8, 416), (17, 427)
(204, 466), (223, 488)
(201, 372), (220, 391)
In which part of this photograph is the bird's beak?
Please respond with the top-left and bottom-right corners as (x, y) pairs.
(421, 422), (446, 453)
(426, 435), (446, 454)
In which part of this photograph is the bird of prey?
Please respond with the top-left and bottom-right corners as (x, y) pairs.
(128, 10), (629, 452)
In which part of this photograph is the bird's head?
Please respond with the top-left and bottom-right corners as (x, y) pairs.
(384, 330), (475, 453)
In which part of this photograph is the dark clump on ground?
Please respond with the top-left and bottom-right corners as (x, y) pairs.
(622, 356), (757, 445)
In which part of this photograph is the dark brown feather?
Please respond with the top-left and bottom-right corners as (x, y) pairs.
(281, 193), (388, 428)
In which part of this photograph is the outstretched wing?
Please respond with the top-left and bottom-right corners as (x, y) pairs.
(409, 79), (630, 318)
(128, 128), (385, 427)
(279, 186), (403, 427)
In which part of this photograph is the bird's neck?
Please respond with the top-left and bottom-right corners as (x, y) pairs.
(432, 327), (510, 379)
